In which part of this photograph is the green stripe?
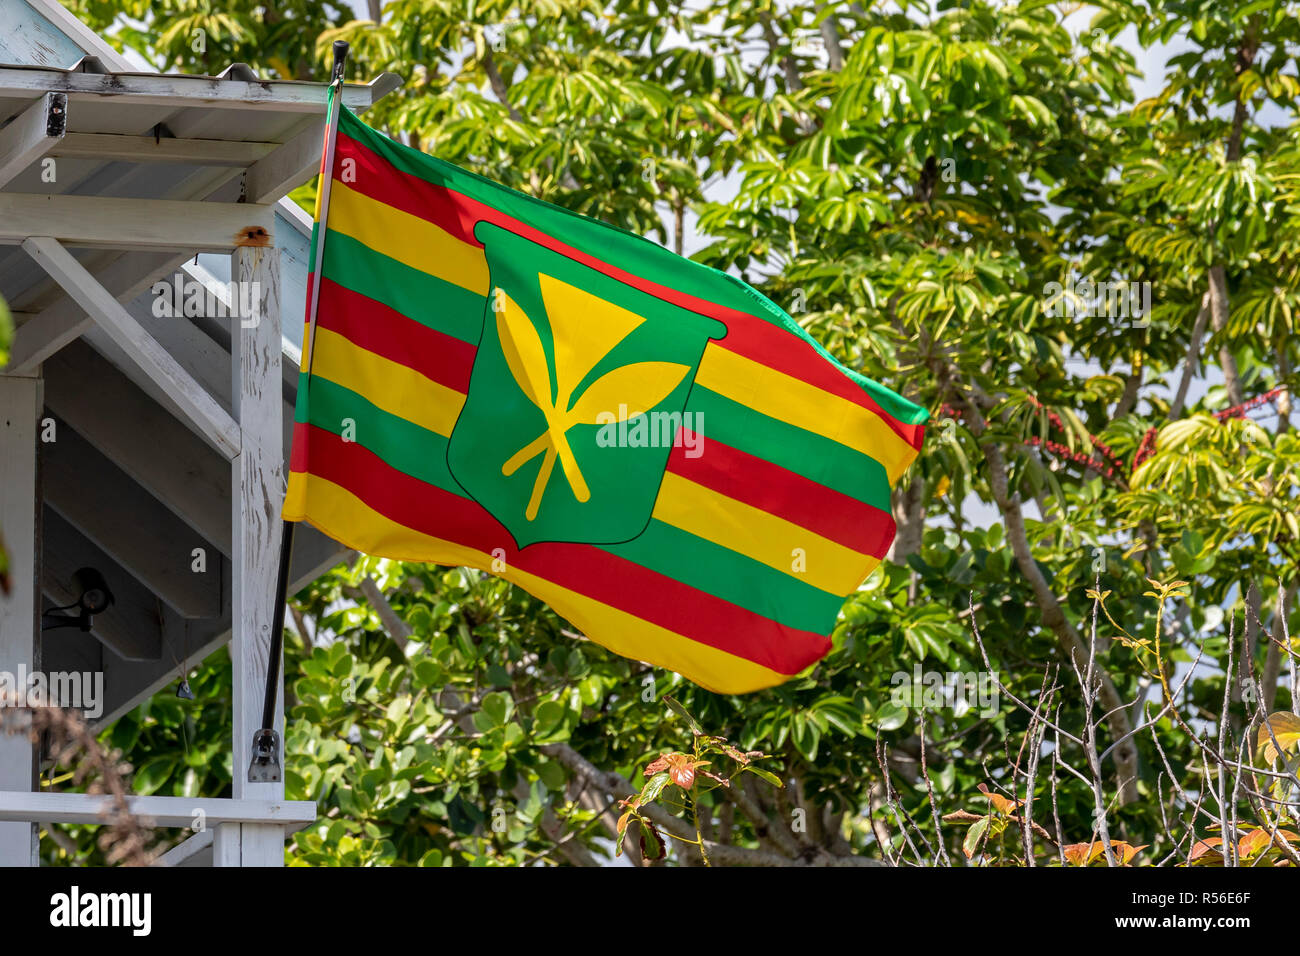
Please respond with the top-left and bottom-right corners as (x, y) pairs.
(687, 385), (893, 512)
(298, 376), (839, 632)
(322, 229), (485, 346)
(605, 523), (843, 634)
(297, 375), (464, 495)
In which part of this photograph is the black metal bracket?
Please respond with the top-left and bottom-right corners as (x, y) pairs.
(247, 728), (282, 783)
(46, 92), (66, 138)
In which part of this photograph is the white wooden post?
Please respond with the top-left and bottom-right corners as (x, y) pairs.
(0, 372), (43, 866)
(215, 242), (285, 866)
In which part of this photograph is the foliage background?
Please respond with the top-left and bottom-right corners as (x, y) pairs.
(38, 0), (1300, 865)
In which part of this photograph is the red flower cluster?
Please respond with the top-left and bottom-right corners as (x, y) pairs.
(1025, 436), (1118, 480)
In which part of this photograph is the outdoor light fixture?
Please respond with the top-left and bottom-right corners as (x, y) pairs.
(41, 567), (115, 632)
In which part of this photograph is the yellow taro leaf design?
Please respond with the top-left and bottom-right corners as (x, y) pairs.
(497, 274), (689, 521)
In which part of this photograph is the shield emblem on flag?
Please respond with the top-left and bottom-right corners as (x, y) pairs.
(446, 222), (727, 549)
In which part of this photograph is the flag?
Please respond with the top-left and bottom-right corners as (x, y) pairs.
(284, 103), (928, 694)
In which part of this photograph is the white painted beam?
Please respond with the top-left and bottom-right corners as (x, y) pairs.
(0, 194), (274, 252)
(3, 155), (251, 374)
(0, 374), (42, 866)
(0, 91), (66, 188)
(22, 236), (241, 459)
(0, 792), (315, 830)
(243, 118), (325, 204)
(5, 250), (189, 376)
(156, 829), (213, 867)
(226, 242), (285, 865)
(49, 132), (276, 166)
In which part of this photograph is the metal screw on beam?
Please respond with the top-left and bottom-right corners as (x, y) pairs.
(46, 93), (67, 138)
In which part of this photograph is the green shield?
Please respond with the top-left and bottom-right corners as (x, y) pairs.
(447, 221), (726, 548)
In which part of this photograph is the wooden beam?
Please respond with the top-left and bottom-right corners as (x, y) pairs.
(0, 374), (42, 866)
(43, 423), (222, 620)
(243, 118), (325, 204)
(0, 91), (66, 188)
(156, 829), (213, 867)
(1, 144), (253, 373)
(42, 508), (163, 662)
(49, 132), (276, 166)
(63, 302), (300, 511)
(5, 250), (189, 376)
(0, 66), (398, 113)
(83, 314), (236, 437)
(0, 792), (316, 830)
(4, 156), (250, 374)
(22, 237), (241, 459)
(43, 340), (232, 553)
(227, 243), (285, 870)
(0, 194), (274, 252)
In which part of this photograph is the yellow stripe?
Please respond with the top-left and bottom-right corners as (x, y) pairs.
(311, 326), (464, 437)
(283, 473), (789, 693)
(653, 472), (878, 596)
(327, 180), (490, 297)
(696, 345), (916, 483)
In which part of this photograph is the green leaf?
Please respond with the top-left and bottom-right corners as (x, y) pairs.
(663, 695), (703, 735)
(744, 766), (784, 789)
(963, 815), (991, 860)
(875, 701), (909, 732)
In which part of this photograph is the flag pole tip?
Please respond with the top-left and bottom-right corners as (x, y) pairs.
(331, 41), (350, 83)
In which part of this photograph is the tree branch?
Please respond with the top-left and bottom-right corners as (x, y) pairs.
(947, 375), (1140, 803)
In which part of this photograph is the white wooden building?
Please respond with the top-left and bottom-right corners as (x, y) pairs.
(0, 0), (399, 865)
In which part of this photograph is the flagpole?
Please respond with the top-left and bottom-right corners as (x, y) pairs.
(248, 40), (350, 783)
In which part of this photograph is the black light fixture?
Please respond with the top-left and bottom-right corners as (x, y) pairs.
(41, 567), (114, 632)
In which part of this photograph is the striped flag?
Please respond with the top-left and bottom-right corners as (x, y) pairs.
(284, 103), (928, 693)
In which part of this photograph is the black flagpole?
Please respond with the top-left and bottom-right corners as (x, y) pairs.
(248, 40), (350, 783)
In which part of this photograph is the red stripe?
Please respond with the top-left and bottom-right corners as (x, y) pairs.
(711, 319), (925, 451)
(292, 423), (829, 676)
(665, 429), (897, 557)
(334, 133), (483, 247)
(315, 277), (475, 393)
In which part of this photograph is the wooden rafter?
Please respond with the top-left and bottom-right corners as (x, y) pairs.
(49, 132), (277, 166)
(0, 792), (316, 830)
(0, 91), (66, 188)
(21, 236), (242, 459)
(1, 194), (275, 252)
